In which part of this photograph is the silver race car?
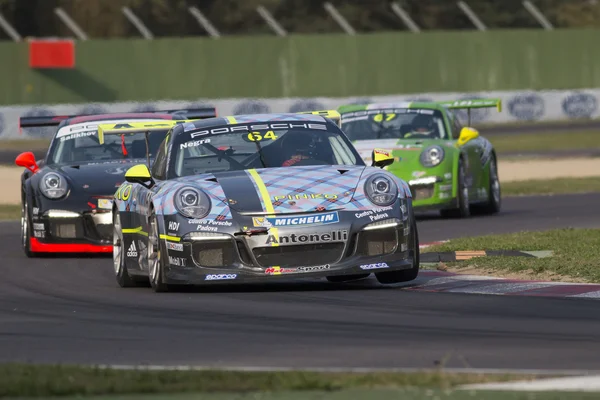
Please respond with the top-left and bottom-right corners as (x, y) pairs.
(106, 111), (420, 292)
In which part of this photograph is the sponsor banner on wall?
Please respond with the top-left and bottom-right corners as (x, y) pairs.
(0, 89), (599, 139)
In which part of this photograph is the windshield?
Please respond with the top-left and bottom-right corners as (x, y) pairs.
(169, 123), (363, 178)
(341, 108), (448, 141)
(47, 124), (169, 165)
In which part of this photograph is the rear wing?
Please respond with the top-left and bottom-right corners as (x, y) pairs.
(97, 120), (188, 168)
(437, 98), (502, 126)
(19, 107), (217, 129)
(297, 110), (341, 127)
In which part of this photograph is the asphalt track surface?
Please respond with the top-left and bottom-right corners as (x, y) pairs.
(1, 193), (600, 370)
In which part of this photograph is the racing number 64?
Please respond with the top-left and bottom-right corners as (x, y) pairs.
(247, 131), (278, 142)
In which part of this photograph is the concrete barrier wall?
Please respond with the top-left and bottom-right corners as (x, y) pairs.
(2, 29), (600, 106)
(1, 89), (599, 139)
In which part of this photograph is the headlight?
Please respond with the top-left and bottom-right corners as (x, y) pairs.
(364, 174), (398, 206)
(39, 172), (68, 199)
(420, 145), (445, 167)
(174, 187), (211, 219)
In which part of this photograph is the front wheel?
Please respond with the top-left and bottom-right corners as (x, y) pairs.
(21, 198), (37, 258)
(440, 159), (470, 219)
(476, 154), (501, 215)
(148, 213), (168, 292)
(375, 218), (420, 284)
(113, 211), (137, 287)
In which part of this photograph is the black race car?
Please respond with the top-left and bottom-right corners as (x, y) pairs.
(15, 108), (216, 257)
(105, 111), (419, 292)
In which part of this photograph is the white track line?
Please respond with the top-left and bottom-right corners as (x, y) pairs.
(462, 375), (600, 392)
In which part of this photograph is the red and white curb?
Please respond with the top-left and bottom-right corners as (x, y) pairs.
(407, 271), (600, 299)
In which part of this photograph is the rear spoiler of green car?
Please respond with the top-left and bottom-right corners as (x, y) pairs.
(438, 98), (502, 126)
(297, 110), (342, 127)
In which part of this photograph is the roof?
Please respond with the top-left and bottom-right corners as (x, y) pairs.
(67, 113), (175, 125)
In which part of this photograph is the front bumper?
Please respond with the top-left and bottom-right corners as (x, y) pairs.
(408, 175), (456, 210)
(29, 208), (113, 253)
(161, 216), (416, 284)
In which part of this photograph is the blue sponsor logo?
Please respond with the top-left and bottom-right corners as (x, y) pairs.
(205, 274), (237, 281)
(360, 262), (389, 270)
(252, 211), (339, 228)
(507, 94), (545, 121)
(562, 93), (598, 119)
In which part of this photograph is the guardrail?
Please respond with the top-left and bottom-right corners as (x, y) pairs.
(1, 88), (598, 139)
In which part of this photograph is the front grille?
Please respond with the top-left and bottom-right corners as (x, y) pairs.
(192, 240), (237, 267)
(253, 243), (344, 268)
(49, 219), (83, 239)
(355, 227), (398, 257)
(411, 185), (434, 200)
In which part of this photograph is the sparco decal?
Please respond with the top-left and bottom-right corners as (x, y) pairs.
(190, 123), (327, 138)
(205, 274), (237, 280)
(360, 262), (389, 270)
(252, 211), (339, 228)
(265, 230), (348, 245)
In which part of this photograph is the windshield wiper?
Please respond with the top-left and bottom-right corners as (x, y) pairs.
(253, 140), (267, 168)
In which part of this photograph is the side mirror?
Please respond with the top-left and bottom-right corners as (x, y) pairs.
(457, 127), (480, 146)
(15, 151), (39, 173)
(371, 148), (394, 169)
(125, 164), (154, 188)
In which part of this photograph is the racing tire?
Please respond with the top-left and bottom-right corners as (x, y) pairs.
(474, 154), (501, 215)
(326, 274), (370, 283)
(375, 218), (420, 284)
(113, 211), (137, 288)
(148, 212), (169, 293)
(440, 158), (470, 219)
(21, 198), (37, 258)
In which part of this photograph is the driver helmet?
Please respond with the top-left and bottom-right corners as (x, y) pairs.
(411, 114), (435, 135)
(281, 131), (316, 159)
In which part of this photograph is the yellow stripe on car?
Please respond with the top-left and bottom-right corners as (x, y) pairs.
(226, 116), (237, 124)
(247, 169), (279, 247)
(122, 226), (148, 236)
(159, 234), (181, 242)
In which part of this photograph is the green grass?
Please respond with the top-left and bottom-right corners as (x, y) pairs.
(424, 228), (600, 283)
(490, 130), (600, 154)
(0, 364), (538, 398)
(0, 204), (20, 220)
(36, 388), (600, 400)
(502, 176), (600, 196)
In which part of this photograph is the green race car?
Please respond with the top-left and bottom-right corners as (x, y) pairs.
(337, 99), (502, 218)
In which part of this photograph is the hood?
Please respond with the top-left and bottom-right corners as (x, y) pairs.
(352, 138), (456, 173)
(206, 165), (367, 215)
(49, 160), (145, 195)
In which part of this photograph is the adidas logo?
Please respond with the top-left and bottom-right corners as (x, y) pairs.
(126, 241), (138, 257)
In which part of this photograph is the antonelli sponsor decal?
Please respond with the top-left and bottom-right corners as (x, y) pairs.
(360, 262), (389, 270)
(252, 211), (339, 228)
(265, 230), (348, 245)
(167, 242), (183, 251)
(205, 274), (237, 280)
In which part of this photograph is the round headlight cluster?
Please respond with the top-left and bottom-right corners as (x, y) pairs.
(420, 145), (445, 167)
(39, 172), (68, 199)
(365, 174), (398, 206)
(174, 187), (211, 219)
